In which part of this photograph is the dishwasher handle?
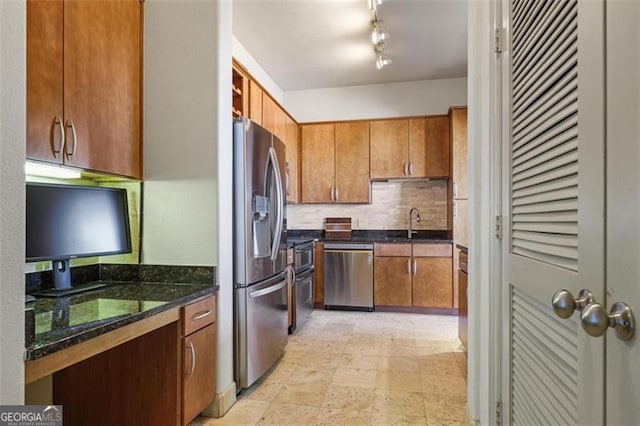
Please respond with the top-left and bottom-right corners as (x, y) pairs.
(325, 249), (373, 255)
(324, 243), (373, 250)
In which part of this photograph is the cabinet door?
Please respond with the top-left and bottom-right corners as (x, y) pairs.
(335, 121), (370, 203)
(249, 80), (263, 125)
(300, 124), (335, 203)
(450, 107), (468, 198)
(261, 94), (277, 135)
(183, 324), (216, 425)
(273, 104), (286, 144)
(27, 0), (64, 164)
(370, 119), (409, 179)
(408, 118), (427, 177)
(458, 270), (468, 350)
(412, 257), (453, 308)
(64, 0), (142, 179)
(284, 115), (299, 203)
(374, 256), (412, 307)
(424, 116), (450, 177)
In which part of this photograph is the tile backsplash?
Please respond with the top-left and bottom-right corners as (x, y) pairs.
(287, 180), (448, 230)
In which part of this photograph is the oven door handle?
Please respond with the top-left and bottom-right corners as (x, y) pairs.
(249, 280), (287, 299)
(295, 268), (315, 281)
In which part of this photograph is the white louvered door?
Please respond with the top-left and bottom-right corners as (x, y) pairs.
(504, 0), (605, 424)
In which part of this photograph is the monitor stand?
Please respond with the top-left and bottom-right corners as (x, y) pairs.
(30, 259), (107, 298)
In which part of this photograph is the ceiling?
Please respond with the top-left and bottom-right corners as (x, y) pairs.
(232, 0), (468, 91)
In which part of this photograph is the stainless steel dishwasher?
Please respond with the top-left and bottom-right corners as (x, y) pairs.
(324, 243), (374, 311)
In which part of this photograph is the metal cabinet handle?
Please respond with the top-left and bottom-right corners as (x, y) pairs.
(412, 259), (417, 274)
(191, 310), (212, 321)
(187, 341), (196, 375)
(409, 162), (414, 176)
(285, 161), (291, 196)
(65, 120), (77, 159)
(330, 187), (335, 201)
(403, 162), (409, 176)
(551, 289), (595, 319)
(581, 302), (635, 341)
(407, 259), (411, 274)
(52, 116), (66, 158)
(335, 186), (339, 201)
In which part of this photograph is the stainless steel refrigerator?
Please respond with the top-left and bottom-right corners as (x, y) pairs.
(233, 117), (288, 390)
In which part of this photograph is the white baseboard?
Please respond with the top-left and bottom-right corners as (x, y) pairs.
(201, 381), (237, 418)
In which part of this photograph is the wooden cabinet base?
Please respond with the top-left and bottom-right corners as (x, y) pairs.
(53, 321), (181, 426)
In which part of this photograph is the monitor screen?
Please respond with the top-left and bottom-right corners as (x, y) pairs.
(26, 183), (132, 262)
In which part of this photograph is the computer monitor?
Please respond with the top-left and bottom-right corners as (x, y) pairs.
(26, 183), (132, 296)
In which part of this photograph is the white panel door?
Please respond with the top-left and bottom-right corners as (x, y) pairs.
(503, 0), (606, 424)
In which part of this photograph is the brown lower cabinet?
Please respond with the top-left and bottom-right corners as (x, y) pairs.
(458, 250), (468, 351)
(52, 295), (217, 426)
(183, 324), (216, 425)
(413, 257), (453, 308)
(374, 243), (453, 311)
(182, 296), (217, 425)
(374, 256), (412, 307)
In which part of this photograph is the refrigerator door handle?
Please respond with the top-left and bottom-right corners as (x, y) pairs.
(249, 280), (287, 298)
(268, 147), (284, 261)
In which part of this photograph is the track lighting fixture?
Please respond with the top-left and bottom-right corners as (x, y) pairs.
(368, 0), (391, 69)
(371, 24), (389, 45)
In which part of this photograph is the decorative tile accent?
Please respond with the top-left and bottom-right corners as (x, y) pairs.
(288, 181), (447, 230)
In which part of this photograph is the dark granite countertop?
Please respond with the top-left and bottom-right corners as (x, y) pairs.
(25, 266), (218, 361)
(288, 229), (453, 245)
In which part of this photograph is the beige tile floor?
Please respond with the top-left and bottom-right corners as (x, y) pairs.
(192, 309), (468, 426)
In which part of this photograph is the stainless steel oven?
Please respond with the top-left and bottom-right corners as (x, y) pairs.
(291, 241), (314, 332)
(294, 242), (314, 272)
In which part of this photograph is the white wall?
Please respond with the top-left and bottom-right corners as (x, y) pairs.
(0, 0), (26, 403)
(143, 1), (220, 266)
(284, 78), (467, 123)
(232, 37), (284, 103)
(213, 0), (235, 412)
(143, 0), (235, 413)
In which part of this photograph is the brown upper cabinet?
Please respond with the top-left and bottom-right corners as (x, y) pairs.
(262, 94), (286, 143)
(284, 114), (300, 203)
(450, 107), (468, 198)
(300, 123), (335, 203)
(370, 116), (450, 179)
(249, 80), (263, 125)
(27, 0), (142, 179)
(300, 121), (370, 203)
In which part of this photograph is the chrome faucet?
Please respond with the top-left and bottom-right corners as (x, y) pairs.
(408, 207), (421, 239)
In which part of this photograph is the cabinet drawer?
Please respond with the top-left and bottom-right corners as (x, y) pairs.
(183, 295), (216, 336)
(412, 243), (452, 258)
(374, 243), (412, 257)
